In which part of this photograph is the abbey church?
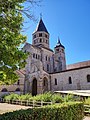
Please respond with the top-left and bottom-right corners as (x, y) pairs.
(0, 18), (90, 96)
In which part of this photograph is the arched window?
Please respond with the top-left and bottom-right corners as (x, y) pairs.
(45, 34), (47, 38)
(68, 77), (72, 84)
(15, 88), (20, 92)
(40, 38), (42, 42)
(55, 78), (57, 85)
(46, 56), (48, 61)
(17, 80), (20, 85)
(1, 88), (8, 92)
(87, 75), (90, 82)
(47, 64), (49, 71)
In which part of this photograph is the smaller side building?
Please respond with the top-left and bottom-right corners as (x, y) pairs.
(0, 70), (25, 97)
(51, 65), (90, 92)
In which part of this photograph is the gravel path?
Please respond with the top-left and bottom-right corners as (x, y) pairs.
(0, 103), (31, 114)
(83, 116), (90, 120)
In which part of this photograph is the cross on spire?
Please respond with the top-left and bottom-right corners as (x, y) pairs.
(57, 37), (61, 44)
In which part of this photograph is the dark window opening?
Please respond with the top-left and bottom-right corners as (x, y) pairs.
(33, 53), (35, 58)
(55, 78), (57, 85)
(47, 64), (49, 71)
(33, 34), (36, 39)
(69, 77), (72, 84)
(44, 80), (45, 86)
(17, 80), (20, 85)
(40, 38), (42, 42)
(45, 34), (47, 38)
(15, 88), (20, 92)
(39, 33), (42, 37)
(1, 88), (8, 92)
(46, 40), (48, 43)
(46, 56), (48, 61)
(87, 75), (90, 82)
(56, 49), (59, 52)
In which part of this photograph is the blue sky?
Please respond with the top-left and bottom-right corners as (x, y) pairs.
(23, 0), (90, 65)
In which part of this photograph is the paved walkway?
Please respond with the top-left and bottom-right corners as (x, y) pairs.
(0, 103), (31, 114)
(83, 116), (90, 120)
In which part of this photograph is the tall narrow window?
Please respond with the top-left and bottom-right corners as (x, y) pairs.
(46, 56), (48, 61)
(55, 78), (57, 85)
(47, 64), (49, 71)
(40, 38), (42, 42)
(45, 34), (47, 38)
(68, 77), (72, 84)
(87, 75), (90, 82)
(17, 80), (20, 85)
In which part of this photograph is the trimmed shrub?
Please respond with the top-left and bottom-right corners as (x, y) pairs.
(0, 102), (84, 120)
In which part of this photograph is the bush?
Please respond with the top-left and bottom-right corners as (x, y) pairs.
(0, 102), (84, 120)
(63, 94), (75, 102)
(84, 97), (90, 105)
(52, 94), (63, 103)
(4, 93), (19, 101)
(18, 94), (32, 100)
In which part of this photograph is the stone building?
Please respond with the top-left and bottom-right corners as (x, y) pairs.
(0, 18), (90, 95)
(23, 18), (90, 95)
(0, 70), (25, 96)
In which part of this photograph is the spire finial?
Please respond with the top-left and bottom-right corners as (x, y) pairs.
(58, 36), (61, 44)
(40, 13), (42, 20)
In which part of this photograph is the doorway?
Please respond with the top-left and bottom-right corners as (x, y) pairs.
(32, 78), (37, 96)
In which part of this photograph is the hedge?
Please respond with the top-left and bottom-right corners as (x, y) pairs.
(0, 102), (84, 120)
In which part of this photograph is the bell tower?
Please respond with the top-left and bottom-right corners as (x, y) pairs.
(32, 18), (50, 48)
(54, 37), (66, 71)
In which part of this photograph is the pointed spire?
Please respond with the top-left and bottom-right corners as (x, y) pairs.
(34, 16), (49, 33)
(55, 37), (65, 49)
(57, 37), (61, 45)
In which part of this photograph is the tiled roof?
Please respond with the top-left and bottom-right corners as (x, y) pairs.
(34, 19), (49, 33)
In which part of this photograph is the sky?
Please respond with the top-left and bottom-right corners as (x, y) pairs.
(23, 0), (90, 65)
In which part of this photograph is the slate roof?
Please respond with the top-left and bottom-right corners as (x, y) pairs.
(55, 37), (65, 49)
(34, 18), (49, 33)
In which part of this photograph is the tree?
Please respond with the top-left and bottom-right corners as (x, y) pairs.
(0, 0), (40, 84)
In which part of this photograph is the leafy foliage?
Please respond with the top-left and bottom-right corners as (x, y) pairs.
(0, 102), (84, 120)
(84, 97), (90, 105)
(4, 92), (77, 103)
(0, 0), (41, 84)
(0, 0), (28, 84)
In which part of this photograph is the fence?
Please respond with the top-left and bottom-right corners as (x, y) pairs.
(0, 98), (53, 107)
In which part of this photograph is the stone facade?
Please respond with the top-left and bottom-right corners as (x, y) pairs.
(0, 70), (25, 96)
(0, 18), (90, 96)
(23, 18), (90, 95)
